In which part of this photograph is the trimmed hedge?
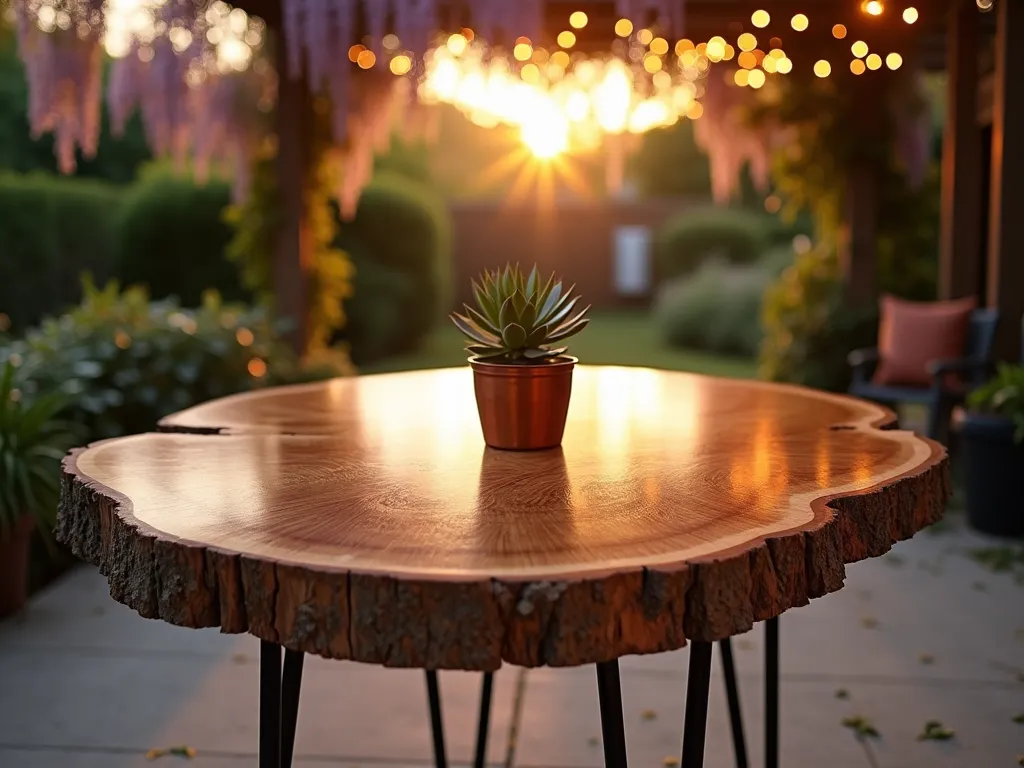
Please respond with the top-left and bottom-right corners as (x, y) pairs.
(337, 172), (452, 363)
(114, 166), (248, 305)
(0, 172), (121, 331)
(656, 207), (773, 280)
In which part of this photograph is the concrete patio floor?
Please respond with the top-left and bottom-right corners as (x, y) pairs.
(1, 513), (1021, 768)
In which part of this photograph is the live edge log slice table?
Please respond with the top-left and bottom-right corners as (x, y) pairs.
(57, 366), (948, 768)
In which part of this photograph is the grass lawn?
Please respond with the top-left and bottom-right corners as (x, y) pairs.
(358, 310), (759, 379)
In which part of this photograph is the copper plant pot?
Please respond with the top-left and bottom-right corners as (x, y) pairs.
(470, 355), (577, 450)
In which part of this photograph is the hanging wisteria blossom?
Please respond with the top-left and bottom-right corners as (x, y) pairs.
(693, 71), (773, 204)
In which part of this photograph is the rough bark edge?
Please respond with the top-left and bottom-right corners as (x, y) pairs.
(58, 434), (949, 670)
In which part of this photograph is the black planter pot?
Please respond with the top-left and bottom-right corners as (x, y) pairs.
(961, 413), (1024, 538)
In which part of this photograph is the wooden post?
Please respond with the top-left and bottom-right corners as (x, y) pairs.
(939, 0), (983, 302)
(986, 0), (1024, 361)
(267, 0), (313, 355)
(839, 78), (880, 305)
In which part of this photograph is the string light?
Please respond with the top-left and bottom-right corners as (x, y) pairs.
(851, 40), (869, 58)
(650, 37), (669, 55)
(513, 42), (533, 61)
(862, 1), (884, 15)
(865, 52), (882, 70)
(389, 54), (411, 75)
(813, 59), (831, 77)
(850, 59), (866, 75)
(977, 0), (994, 11)
(734, 69), (750, 86)
(569, 11), (588, 29)
(614, 18), (633, 36)
(637, 28), (654, 45)
(886, 52), (903, 70)
(557, 30), (576, 48)
(902, 7), (919, 23)
(737, 32), (757, 51)
(832, 24), (848, 39)
(776, 57), (793, 74)
(791, 14), (809, 31)
(751, 10), (770, 28)
(748, 69), (766, 88)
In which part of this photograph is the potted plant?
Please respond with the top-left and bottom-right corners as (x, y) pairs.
(0, 360), (74, 619)
(961, 363), (1024, 538)
(451, 265), (590, 450)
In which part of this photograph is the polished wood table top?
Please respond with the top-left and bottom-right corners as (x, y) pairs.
(60, 366), (948, 670)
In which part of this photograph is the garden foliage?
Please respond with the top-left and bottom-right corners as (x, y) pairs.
(5, 278), (351, 441)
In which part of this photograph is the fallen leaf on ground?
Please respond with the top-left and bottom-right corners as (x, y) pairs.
(918, 653), (935, 665)
(860, 616), (879, 629)
(835, 689), (850, 700)
(144, 745), (196, 760)
(917, 721), (954, 741)
(841, 715), (880, 739)
(641, 709), (657, 721)
(662, 757), (679, 767)
(1012, 713), (1024, 724)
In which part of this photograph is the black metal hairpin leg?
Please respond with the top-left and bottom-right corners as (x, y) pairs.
(473, 672), (495, 768)
(596, 660), (628, 768)
(765, 618), (779, 768)
(259, 641), (282, 768)
(719, 639), (749, 768)
(680, 641), (713, 768)
(280, 650), (305, 768)
(425, 670), (448, 768)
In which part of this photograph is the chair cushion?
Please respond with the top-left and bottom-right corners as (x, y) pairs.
(873, 295), (976, 387)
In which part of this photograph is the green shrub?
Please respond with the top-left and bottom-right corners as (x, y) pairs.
(0, 172), (121, 331)
(114, 166), (247, 306)
(653, 258), (771, 357)
(758, 245), (878, 392)
(6, 278), (351, 441)
(336, 172), (452, 363)
(656, 207), (772, 279)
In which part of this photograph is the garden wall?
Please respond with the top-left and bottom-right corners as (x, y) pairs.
(448, 198), (699, 310)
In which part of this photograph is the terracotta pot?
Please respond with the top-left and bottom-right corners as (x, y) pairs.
(0, 515), (34, 620)
(469, 356), (577, 450)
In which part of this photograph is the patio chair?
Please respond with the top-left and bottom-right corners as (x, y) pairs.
(847, 308), (1000, 441)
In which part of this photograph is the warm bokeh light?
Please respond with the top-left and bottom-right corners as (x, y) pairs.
(734, 69), (750, 86)
(614, 18), (633, 37)
(650, 37), (669, 55)
(247, 358), (267, 377)
(236, 328), (254, 346)
(390, 54), (412, 75)
(751, 10), (770, 28)
(637, 28), (654, 45)
(569, 11), (588, 29)
(866, 53), (882, 70)
(675, 38), (695, 55)
(850, 58), (866, 75)
(886, 52), (903, 70)
(737, 51), (756, 69)
(862, 0), (884, 15)
(902, 6), (919, 23)
(513, 42), (533, 61)
(348, 44), (363, 63)
(851, 40), (869, 58)
(706, 36), (727, 61)
(791, 14), (809, 31)
(447, 33), (468, 56)
(356, 49), (376, 69)
(557, 30), (576, 48)
(643, 54), (662, 73)
(814, 59), (832, 77)
(382, 34), (400, 51)
(776, 56), (793, 74)
(747, 69), (766, 89)
(832, 24), (848, 38)
(737, 32), (757, 51)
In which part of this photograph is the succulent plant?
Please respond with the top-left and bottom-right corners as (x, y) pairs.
(451, 265), (590, 363)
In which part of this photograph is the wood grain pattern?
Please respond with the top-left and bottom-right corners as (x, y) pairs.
(60, 367), (949, 670)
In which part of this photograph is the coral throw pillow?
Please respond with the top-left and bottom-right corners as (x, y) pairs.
(873, 295), (977, 387)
